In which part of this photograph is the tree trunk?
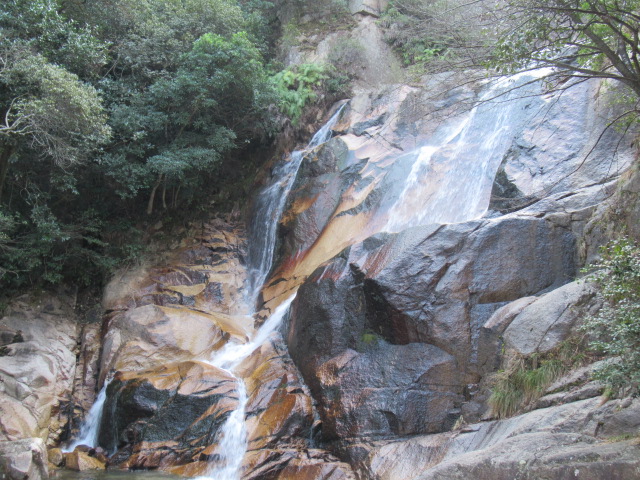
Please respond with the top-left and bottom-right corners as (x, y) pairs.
(147, 174), (163, 215)
(161, 179), (167, 210)
(0, 146), (15, 203)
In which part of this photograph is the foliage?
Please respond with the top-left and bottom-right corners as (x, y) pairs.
(581, 237), (640, 396)
(0, 0), (283, 292)
(0, 43), (111, 168)
(272, 63), (329, 123)
(488, 339), (586, 418)
(490, 0), (640, 100)
(379, 0), (494, 71)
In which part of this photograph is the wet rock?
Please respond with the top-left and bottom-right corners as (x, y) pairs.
(99, 304), (251, 386)
(68, 323), (101, 438)
(243, 448), (356, 480)
(63, 450), (105, 471)
(99, 361), (239, 470)
(236, 334), (315, 451)
(47, 448), (64, 467)
(0, 438), (49, 480)
(0, 294), (78, 446)
(287, 213), (577, 440)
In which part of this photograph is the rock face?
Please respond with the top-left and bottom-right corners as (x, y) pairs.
(100, 361), (239, 470)
(360, 397), (640, 480)
(0, 294), (78, 446)
(287, 213), (577, 440)
(0, 438), (49, 480)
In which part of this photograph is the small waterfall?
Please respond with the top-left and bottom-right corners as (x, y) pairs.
(246, 105), (345, 300)
(64, 107), (345, 460)
(62, 380), (110, 452)
(198, 294), (297, 480)
(385, 70), (552, 232)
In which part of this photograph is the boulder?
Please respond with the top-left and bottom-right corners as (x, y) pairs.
(99, 304), (251, 385)
(63, 450), (105, 471)
(0, 438), (49, 480)
(99, 361), (239, 470)
(503, 280), (599, 355)
(348, 0), (389, 16)
(287, 213), (577, 440)
(0, 294), (78, 446)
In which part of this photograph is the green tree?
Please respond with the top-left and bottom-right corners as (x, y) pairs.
(491, 0), (640, 97)
(0, 41), (110, 200)
(102, 31), (276, 214)
(582, 237), (640, 395)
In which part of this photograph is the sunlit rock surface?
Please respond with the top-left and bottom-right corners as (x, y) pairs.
(0, 294), (78, 446)
(0, 438), (49, 480)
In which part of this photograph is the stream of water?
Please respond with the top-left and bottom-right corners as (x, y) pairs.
(246, 104), (345, 301)
(385, 70), (552, 232)
(64, 106), (345, 479)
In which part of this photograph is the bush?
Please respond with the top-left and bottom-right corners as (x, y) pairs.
(488, 340), (585, 418)
(582, 237), (640, 396)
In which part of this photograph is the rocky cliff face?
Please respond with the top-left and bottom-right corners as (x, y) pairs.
(2, 8), (640, 480)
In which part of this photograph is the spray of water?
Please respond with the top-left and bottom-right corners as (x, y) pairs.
(385, 70), (553, 232)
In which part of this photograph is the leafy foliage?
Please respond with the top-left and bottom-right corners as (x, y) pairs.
(582, 237), (640, 396)
(379, 0), (494, 72)
(0, 0), (282, 292)
(272, 63), (329, 123)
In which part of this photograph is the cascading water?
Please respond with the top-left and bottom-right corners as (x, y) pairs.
(200, 106), (345, 480)
(246, 104), (346, 300)
(384, 70), (552, 232)
(64, 107), (345, 479)
(198, 294), (296, 480)
(62, 381), (110, 453)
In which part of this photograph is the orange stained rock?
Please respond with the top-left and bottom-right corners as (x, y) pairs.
(116, 360), (236, 395)
(166, 461), (211, 477)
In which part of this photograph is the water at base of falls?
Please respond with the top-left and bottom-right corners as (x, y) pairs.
(197, 294), (297, 480)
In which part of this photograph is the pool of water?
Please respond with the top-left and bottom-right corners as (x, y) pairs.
(51, 469), (183, 480)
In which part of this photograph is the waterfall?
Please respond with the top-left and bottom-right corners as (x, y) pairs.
(64, 107), (344, 478)
(198, 294), (297, 480)
(246, 104), (346, 301)
(384, 70), (552, 232)
(62, 380), (110, 452)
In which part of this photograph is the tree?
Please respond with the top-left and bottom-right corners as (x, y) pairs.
(101, 31), (276, 214)
(0, 41), (110, 200)
(491, 0), (640, 99)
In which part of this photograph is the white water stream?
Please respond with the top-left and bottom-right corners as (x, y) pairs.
(385, 70), (552, 232)
(197, 294), (296, 480)
(64, 106), (345, 478)
(246, 104), (345, 301)
(62, 381), (110, 453)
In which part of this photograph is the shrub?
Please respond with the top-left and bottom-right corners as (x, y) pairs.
(488, 339), (585, 418)
(271, 63), (328, 124)
(581, 237), (640, 396)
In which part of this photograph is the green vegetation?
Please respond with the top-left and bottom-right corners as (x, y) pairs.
(582, 238), (640, 396)
(488, 340), (586, 418)
(0, 0), (318, 292)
